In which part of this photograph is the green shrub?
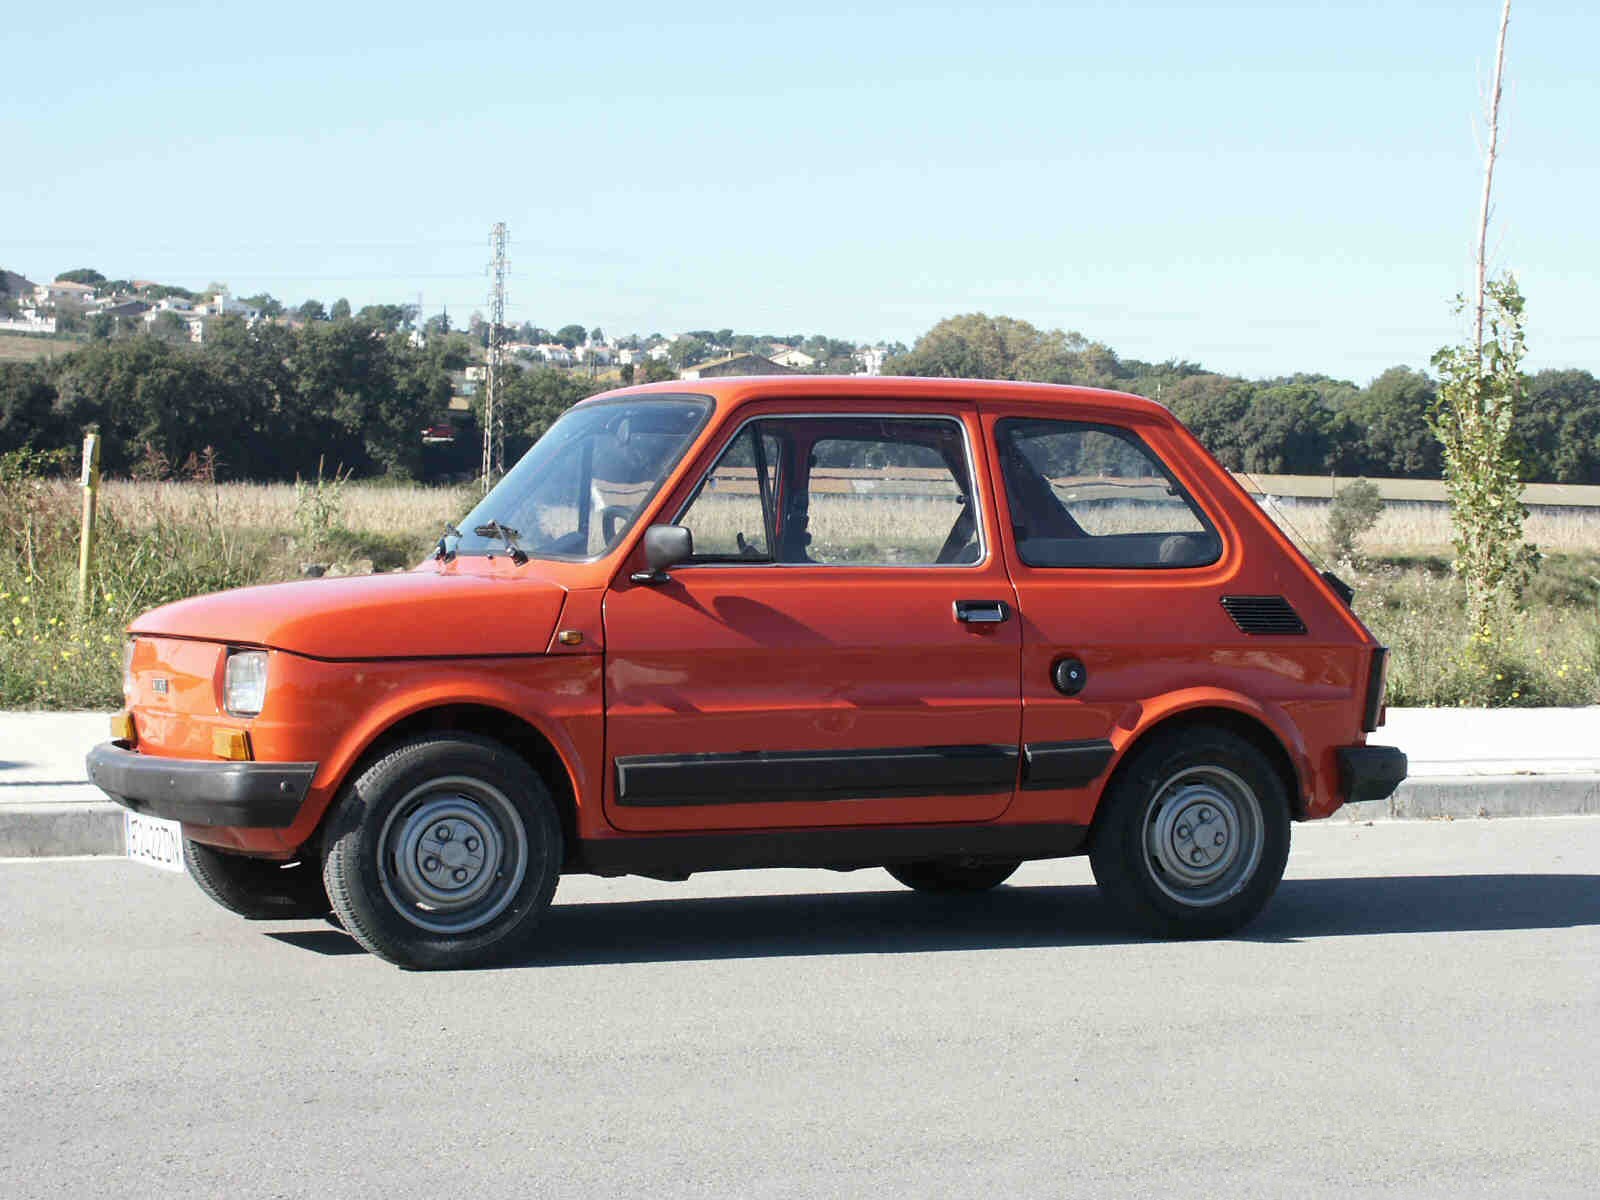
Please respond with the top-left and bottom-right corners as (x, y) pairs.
(1326, 478), (1384, 563)
(293, 458), (350, 558)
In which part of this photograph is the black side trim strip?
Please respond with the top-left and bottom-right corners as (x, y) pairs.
(615, 744), (1019, 807)
(1021, 739), (1115, 790)
(574, 821), (1089, 877)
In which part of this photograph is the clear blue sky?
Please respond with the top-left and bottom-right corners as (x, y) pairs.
(7, 1), (1597, 381)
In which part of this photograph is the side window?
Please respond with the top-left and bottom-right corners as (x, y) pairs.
(805, 423), (977, 565)
(675, 415), (983, 567)
(996, 418), (1221, 569)
(678, 423), (782, 560)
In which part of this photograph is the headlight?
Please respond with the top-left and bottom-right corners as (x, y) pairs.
(122, 639), (137, 705)
(223, 650), (269, 717)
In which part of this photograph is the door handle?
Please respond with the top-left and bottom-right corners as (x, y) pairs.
(954, 600), (1010, 624)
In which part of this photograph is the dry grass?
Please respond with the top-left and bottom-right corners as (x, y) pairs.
(7, 474), (1598, 710)
(0, 333), (84, 362)
(1259, 499), (1600, 558)
(97, 479), (471, 537)
(88, 479), (1600, 560)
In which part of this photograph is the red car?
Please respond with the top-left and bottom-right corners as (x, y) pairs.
(89, 377), (1405, 968)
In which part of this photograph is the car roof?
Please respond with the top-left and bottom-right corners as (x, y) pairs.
(577, 375), (1174, 423)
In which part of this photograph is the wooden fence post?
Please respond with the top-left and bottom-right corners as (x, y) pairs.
(77, 433), (101, 609)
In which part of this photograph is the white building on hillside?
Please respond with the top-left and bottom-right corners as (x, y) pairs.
(33, 280), (97, 306)
(770, 347), (816, 370)
(854, 345), (890, 376)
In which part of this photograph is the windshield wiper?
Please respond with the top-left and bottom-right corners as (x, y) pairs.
(434, 522), (462, 563)
(473, 520), (528, 566)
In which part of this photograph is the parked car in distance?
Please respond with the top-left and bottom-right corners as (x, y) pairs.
(89, 377), (1406, 968)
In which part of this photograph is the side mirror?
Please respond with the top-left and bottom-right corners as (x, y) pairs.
(635, 524), (693, 583)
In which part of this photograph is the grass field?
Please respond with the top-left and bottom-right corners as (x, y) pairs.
(3, 474), (1598, 709)
(0, 332), (86, 362)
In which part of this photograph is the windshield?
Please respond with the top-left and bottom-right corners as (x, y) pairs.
(453, 396), (711, 560)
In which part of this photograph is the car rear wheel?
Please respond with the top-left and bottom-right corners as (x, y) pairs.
(886, 858), (1020, 893)
(185, 840), (331, 920)
(1089, 727), (1289, 938)
(321, 734), (562, 969)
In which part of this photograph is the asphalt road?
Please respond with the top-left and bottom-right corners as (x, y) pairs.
(3, 818), (1598, 1199)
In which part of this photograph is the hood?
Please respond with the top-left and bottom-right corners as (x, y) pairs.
(129, 568), (567, 659)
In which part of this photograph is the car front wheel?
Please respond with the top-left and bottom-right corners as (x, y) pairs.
(186, 841), (331, 920)
(321, 734), (562, 969)
(1089, 727), (1290, 938)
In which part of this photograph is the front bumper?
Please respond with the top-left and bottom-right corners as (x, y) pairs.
(1337, 745), (1409, 805)
(86, 741), (317, 829)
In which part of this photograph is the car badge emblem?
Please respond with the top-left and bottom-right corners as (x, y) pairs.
(152, 678), (169, 694)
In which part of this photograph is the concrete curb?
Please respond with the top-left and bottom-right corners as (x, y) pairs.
(1344, 774), (1600, 821)
(0, 802), (125, 858)
(6, 775), (1600, 859)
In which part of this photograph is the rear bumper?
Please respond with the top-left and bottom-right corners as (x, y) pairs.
(86, 742), (316, 829)
(1337, 744), (1408, 805)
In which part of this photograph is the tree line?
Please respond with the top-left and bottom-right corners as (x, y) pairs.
(887, 314), (1600, 484)
(0, 314), (602, 480)
(2, 307), (1597, 485)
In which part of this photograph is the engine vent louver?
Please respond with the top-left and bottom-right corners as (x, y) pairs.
(1220, 595), (1307, 635)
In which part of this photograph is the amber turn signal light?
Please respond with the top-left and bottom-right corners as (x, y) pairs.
(212, 728), (253, 761)
(110, 711), (136, 745)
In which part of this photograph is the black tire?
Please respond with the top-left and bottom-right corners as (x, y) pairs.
(321, 734), (562, 969)
(886, 858), (1021, 893)
(186, 840), (331, 920)
(1089, 727), (1290, 939)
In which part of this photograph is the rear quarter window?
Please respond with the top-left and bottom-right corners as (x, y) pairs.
(996, 418), (1222, 569)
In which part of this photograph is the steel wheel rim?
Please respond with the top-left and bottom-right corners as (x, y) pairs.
(1143, 765), (1263, 907)
(378, 776), (528, 934)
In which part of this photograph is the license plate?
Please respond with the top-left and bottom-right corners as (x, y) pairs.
(125, 812), (185, 873)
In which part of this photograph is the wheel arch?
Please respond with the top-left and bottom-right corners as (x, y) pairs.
(330, 703), (581, 863)
(1095, 705), (1304, 841)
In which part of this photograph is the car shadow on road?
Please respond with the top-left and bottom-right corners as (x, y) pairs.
(265, 872), (1600, 966)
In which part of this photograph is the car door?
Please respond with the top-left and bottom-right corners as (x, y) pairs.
(601, 402), (1022, 834)
(980, 402), (1231, 825)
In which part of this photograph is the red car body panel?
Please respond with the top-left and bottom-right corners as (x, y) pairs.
(111, 376), (1384, 862)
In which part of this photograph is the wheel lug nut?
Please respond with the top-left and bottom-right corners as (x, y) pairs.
(436, 825), (452, 841)
(423, 856), (439, 871)
(453, 869), (467, 883)
(1177, 824), (1190, 840)
(1198, 808), (1210, 822)
(1191, 849), (1204, 864)
(465, 837), (479, 852)
(1214, 832), (1225, 847)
